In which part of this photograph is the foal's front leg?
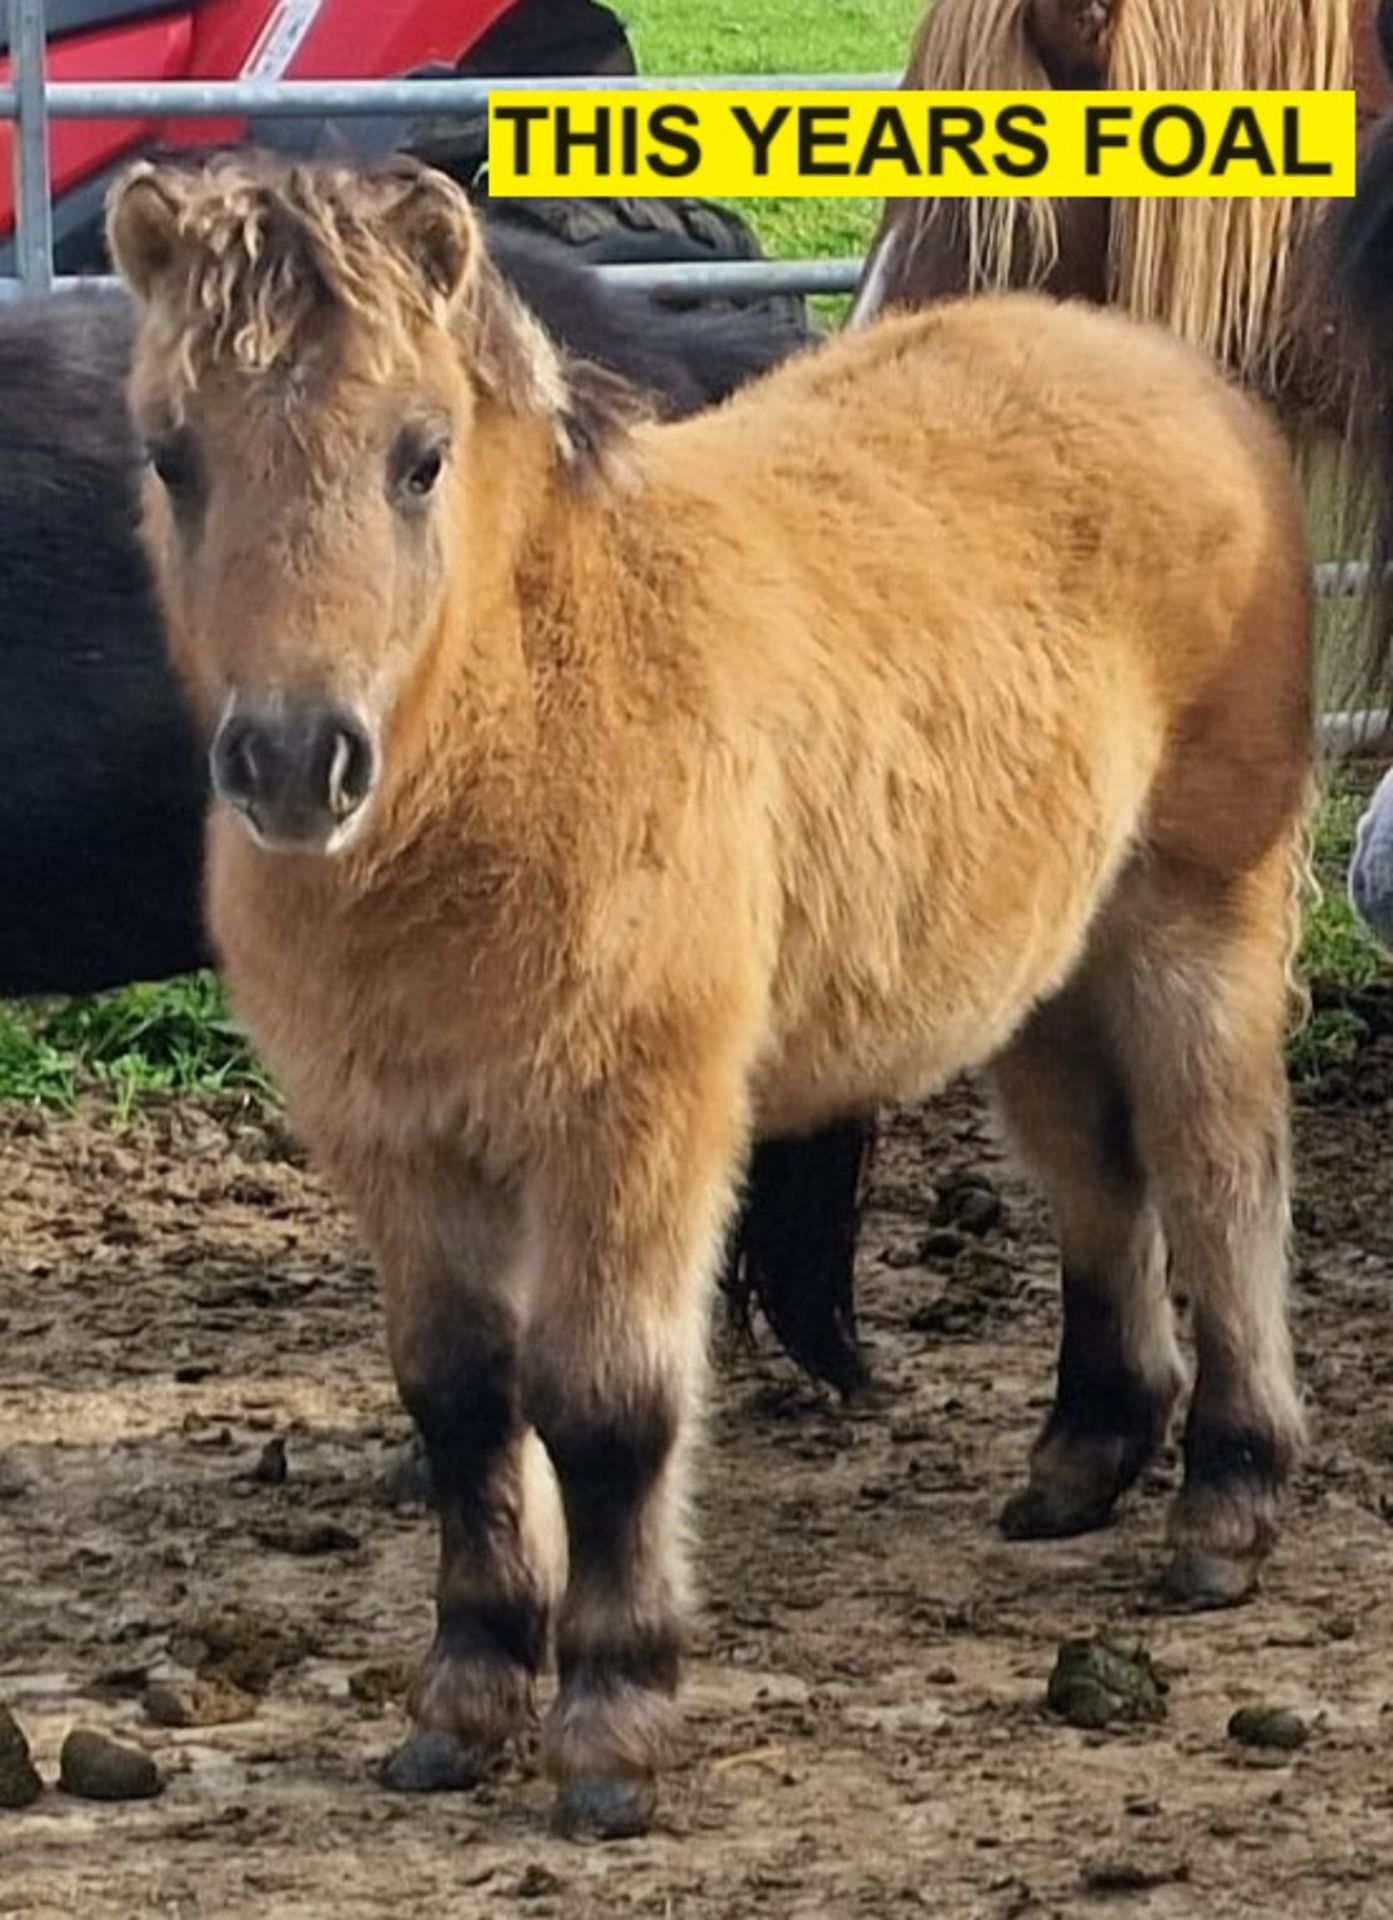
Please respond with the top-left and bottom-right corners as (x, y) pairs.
(345, 1147), (564, 1785)
(524, 1057), (747, 1839)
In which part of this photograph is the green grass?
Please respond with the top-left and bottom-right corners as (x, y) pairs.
(1306, 787), (1384, 995)
(621, 0), (917, 87)
(622, 0), (923, 286)
(0, 975), (272, 1116)
(0, 0), (1386, 1111)
(1289, 777), (1390, 1086)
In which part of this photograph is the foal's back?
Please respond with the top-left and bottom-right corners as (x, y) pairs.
(652, 291), (1311, 849)
(622, 292), (1312, 1124)
(649, 290), (1306, 721)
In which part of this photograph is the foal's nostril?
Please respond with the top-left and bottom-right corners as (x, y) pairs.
(226, 725), (264, 802)
(212, 716), (267, 808)
(322, 722), (375, 821)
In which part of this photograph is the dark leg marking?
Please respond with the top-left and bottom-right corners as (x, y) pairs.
(1161, 1416), (1297, 1611)
(996, 1035), (1182, 1541)
(527, 1372), (683, 1840)
(1184, 1418), (1293, 1498)
(1002, 1272), (1180, 1540)
(390, 1301), (550, 1778)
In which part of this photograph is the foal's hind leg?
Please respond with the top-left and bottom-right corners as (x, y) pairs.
(990, 976), (1186, 1541)
(339, 1145), (564, 1786)
(1115, 849), (1304, 1608)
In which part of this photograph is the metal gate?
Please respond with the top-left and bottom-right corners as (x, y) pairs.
(0, 0), (892, 298)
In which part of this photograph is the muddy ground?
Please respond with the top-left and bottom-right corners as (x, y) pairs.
(4, 1055), (1393, 1919)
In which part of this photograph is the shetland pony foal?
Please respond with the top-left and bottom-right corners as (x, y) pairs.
(109, 156), (1313, 1838)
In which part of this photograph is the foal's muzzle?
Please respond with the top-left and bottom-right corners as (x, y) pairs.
(211, 697), (377, 854)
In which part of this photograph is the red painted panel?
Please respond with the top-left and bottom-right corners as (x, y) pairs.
(0, 13), (195, 235)
(0, 0), (522, 237)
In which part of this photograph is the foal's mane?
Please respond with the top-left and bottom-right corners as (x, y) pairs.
(123, 153), (651, 471)
(899, 0), (1352, 389)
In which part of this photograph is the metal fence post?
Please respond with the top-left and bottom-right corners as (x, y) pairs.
(7, 0), (52, 292)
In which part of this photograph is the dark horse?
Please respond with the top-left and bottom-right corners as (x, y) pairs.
(1339, 0), (1393, 335)
(0, 217), (871, 1392)
(851, 0), (1393, 326)
(1339, 0), (1393, 939)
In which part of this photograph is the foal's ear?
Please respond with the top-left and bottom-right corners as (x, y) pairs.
(384, 163), (479, 311)
(107, 162), (186, 303)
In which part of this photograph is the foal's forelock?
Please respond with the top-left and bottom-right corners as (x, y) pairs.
(114, 158), (650, 485)
(133, 201), (436, 411)
(147, 258), (647, 488)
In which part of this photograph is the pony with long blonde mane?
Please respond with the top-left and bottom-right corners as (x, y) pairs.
(850, 0), (1393, 729)
(868, 0), (1356, 388)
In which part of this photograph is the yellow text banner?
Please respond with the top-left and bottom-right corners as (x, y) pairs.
(486, 89), (1355, 199)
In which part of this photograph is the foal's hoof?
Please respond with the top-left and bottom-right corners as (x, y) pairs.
(999, 1482), (1116, 1542)
(380, 1728), (495, 1794)
(1159, 1546), (1260, 1612)
(552, 1774), (657, 1841)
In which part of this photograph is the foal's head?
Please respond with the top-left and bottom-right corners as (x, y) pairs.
(108, 155), (635, 856)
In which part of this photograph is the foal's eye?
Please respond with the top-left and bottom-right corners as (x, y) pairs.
(145, 430), (200, 499)
(390, 428), (451, 508)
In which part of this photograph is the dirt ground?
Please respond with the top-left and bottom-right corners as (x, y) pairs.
(5, 1054), (1393, 1919)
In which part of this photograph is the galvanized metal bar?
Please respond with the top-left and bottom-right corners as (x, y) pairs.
(0, 258), (865, 298)
(1319, 709), (1393, 756)
(7, 0), (52, 292)
(0, 71), (901, 119)
(0, 274), (105, 296)
(597, 257), (861, 297)
(1312, 560), (1393, 596)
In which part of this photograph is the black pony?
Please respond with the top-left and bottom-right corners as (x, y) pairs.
(1337, 0), (1393, 330)
(1338, 0), (1393, 942)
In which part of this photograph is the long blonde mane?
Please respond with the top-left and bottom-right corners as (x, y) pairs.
(896, 0), (1061, 294)
(901, 0), (1352, 388)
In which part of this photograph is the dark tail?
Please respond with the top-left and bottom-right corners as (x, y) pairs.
(637, 297), (820, 409)
(721, 1119), (877, 1400)
(1321, 108), (1393, 711)
(1338, 113), (1393, 333)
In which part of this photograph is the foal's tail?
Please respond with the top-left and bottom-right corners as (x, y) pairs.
(720, 1119), (877, 1399)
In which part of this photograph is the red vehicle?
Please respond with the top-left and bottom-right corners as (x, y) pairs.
(0, 0), (634, 274)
